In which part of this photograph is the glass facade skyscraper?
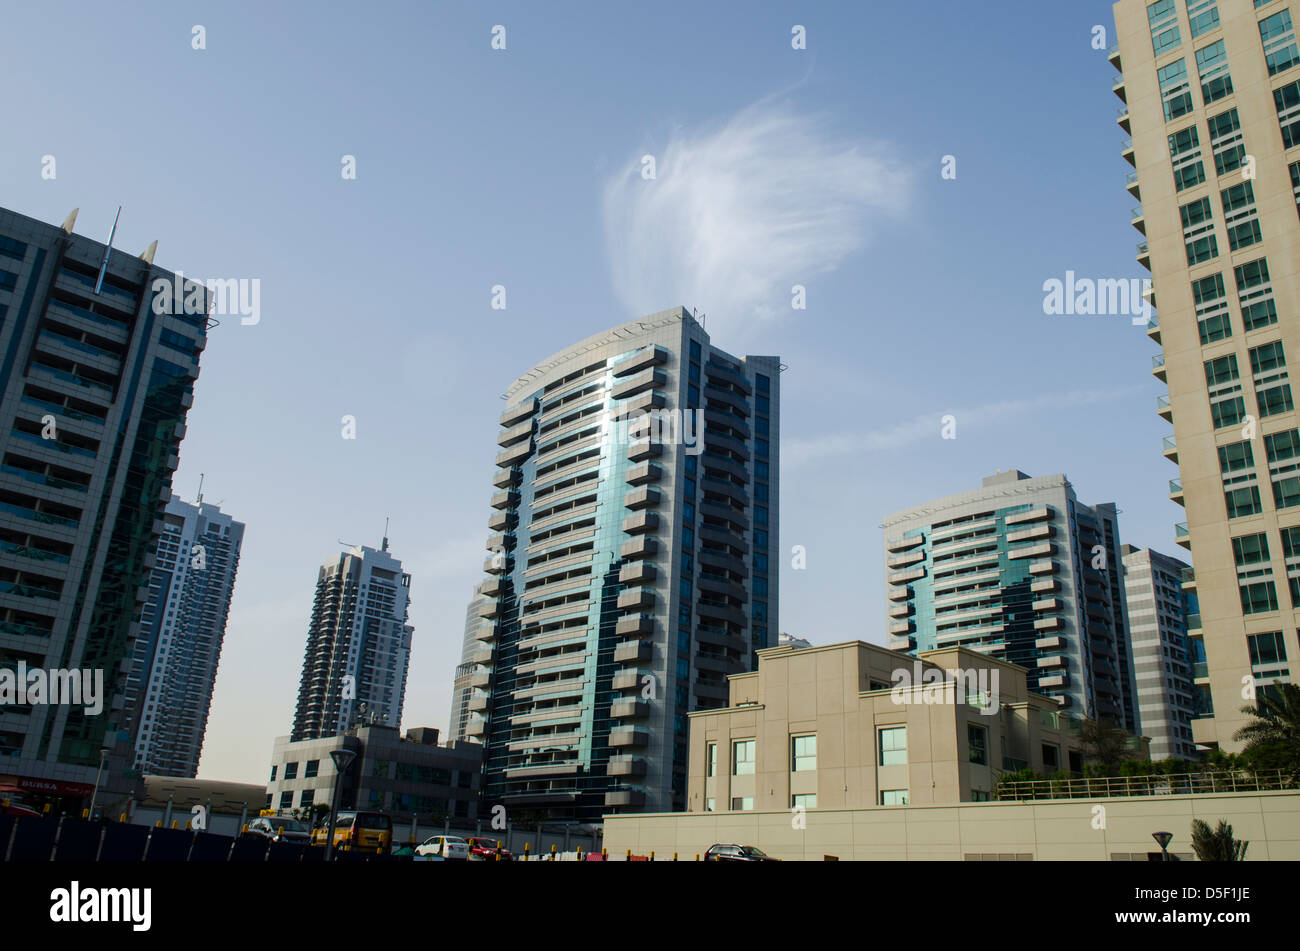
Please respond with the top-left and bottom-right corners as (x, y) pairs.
(459, 307), (780, 820)
(883, 471), (1139, 730)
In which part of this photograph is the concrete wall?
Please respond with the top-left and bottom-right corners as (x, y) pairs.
(603, 790), (1300, 860)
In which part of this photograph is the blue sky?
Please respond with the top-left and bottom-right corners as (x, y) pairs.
(0, 0), (1175, 784)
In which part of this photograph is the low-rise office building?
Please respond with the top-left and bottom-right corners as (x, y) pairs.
(687, 640), (1131, 812)
(265, 725), (481, 822)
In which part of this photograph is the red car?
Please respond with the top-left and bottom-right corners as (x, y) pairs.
(466, 837), (513, 861)
(0, 800), (42, 819)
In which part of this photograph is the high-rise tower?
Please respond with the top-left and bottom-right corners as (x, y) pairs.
(0, 206), (208, 809)
(291, 542), (413, 741)
(882, 471), (1139, 730)
(459, 307), (780, 820)
(1113, 0), (1300, 750)
(124, 496), (244, 777)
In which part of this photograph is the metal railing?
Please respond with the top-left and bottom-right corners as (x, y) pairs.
(996, 769), (1295, 801)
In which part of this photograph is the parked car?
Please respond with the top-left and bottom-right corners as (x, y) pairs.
(245, 816), (312, 845)
(416, 834), (469, 860)
(466, 837), (513, 861)
(0, 799), (41, 819)
(704, 844), (776, 862)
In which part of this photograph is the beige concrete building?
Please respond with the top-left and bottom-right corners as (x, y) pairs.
(605, 789), (1300, 860)
(686, 641), (1105, 813)
(1112, 0), (1300, 752)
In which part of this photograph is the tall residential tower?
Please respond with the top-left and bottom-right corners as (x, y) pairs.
(291, 541), (413, 741)
(460, 308), (780, 820)
(1113, 0), (1300, 750)
(124, 496), (244, 776)
(882, 471), (1139, 729)
(0, 206), (208, 810)
(1120, 544), (1199, 759)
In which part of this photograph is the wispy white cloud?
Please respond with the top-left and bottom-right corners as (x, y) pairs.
(785, 386), (1146, 468)
(602, 101), (912, 338)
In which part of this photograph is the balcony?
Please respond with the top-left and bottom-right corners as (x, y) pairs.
(1131, 207), (1146, 238)
(613, 640), (653, 664)
(624, 486), (661, 510)
(604, 789), (646, 808)
(611, 368), (667, 401)
(490, 489), (520, 510)
(466, 716), (488, 739)
(619, 562), (656, 586)
(1192, 661), (1208, 681)
(888, 634), (916, 652)
(615, 615), (655, 638)
(885, 534), (924, 553)
(620, 537), (657, 560)
(617, 588), (654, 612)
(1146, 313), (1159, 342)
(613, 345), (667, 378)
(1137, 241), (1150, 270)
(1121, 136), (1134, 163)
(609, 727), (650, 748)
(608, 755), (647, 777)
(610, 698), (650, 719)
(1169, 478), (1184, 506)
(886, 585), (911, 602)
(1033, 616), (1062, 631)
(1152, 353), (1166, 381)
(1182, 567), (1196, 590)
(1117, 105), (1130, 133)
(1125, 173), (1140, 202)
(478, 600), (501, 620)
(492, 467), (521, 490)
(1034, 635), (1064, 650)
(497, 419), (534, 448)
(1157, 393), (1172, 421)
(495, 441), (532, 468)
(611, 670), (644, 691)
(1162, 434), (1177, 463)
(626, 463), (662, 486)
(469, 670), (491, 689)
(500, 398), (537, 428)
(885, 550), (924, 570)
(1175, 521), (1190, 550)
(627, 439), (663, 462)
(1030, 578), (1059, 594)
(488, 510), (514, 532)
(622, 511), (658, 535)
(468, 694), (489, 713)
(1108, 43), (1121, 68)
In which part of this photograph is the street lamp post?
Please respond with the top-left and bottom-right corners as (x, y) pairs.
(1152, 830), (1173, 862)
(324, 748), (356, 862)
(87, 747), (111, 821)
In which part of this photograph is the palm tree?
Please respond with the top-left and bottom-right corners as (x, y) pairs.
(1233, 683), (1300, 782)
(1190, 819), (1248, 861)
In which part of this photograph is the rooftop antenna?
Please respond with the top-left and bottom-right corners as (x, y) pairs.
(196, 473), (205, 505)
(93, 206), (122, 295)
(381, 517), (390, 553)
